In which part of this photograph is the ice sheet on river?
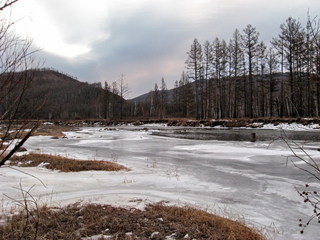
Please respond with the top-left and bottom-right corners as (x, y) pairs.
(1, 126), (319, 240)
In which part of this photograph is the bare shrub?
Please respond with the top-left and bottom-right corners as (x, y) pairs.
(0, 0), (41, 168)
(281, 131), (320, 234)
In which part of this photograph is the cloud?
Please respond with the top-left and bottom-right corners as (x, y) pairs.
(10, 0), (110, 58)
(87, 5), (193, 96)
(6, 0), (320, 98)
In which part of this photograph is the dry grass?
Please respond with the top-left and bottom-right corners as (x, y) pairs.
(8, 153), (129, 172)
(0, 202), (265, 240)
(0, 123), (75, 140)
(32, 124), (75, 138)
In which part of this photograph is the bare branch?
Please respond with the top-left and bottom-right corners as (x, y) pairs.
(5, 165), (46, 187)
(0, 121), (41, 167)
(0, 0), (19, 11)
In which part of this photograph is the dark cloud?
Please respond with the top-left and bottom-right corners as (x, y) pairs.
(20, 0), (320, 98)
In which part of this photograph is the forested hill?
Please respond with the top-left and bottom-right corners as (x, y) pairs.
(27, 69), (105, 120)
(2, 69), (320, 121)
(0, 69), (125, 120)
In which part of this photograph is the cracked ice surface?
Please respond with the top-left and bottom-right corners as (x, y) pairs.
(1, 126), (319, 240)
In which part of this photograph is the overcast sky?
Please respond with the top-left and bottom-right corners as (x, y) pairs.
(7, 0), (320, 98)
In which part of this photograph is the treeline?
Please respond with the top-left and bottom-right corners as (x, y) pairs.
(132, 78), (169, 119)
(135, 16), (320, 119)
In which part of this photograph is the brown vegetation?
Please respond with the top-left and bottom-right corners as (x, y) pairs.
(8, 153), (128, 172)
(0, 202), (265, 240)
(33, 124), (75, 138)
(0, 121), (75, 140)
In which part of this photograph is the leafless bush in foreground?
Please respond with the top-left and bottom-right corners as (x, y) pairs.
(281, 131), (320, 234)
(0, 0), (40, 168)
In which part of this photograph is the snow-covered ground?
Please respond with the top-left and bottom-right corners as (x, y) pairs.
(260, 122), (320, 131)
(1, 126), (319, 240)
(212, 122), (320, 131)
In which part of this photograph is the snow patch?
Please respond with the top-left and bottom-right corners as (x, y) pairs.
(141, 123), (168, 127)
(151, 232), (159, 238)
(261, 123), (320, 131)
(37, 162), (50, 169)
(81, 234), (112, 240)
(165, 233), (177, 239)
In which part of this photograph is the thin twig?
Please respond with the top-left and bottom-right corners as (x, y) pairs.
(5, 165), (46, 187)
(0, 0), (19, 11)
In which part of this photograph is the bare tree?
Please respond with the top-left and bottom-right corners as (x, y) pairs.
(186, 38), (203, 119)
(151, 83), (159, 117)
(212, 38), (228, 118)
(272, 17), (305, 117)
(172, 79), (180, 116)
(0, 0), (40, 167)
(306, 14), (320, 116)
(103, 81), (111, 119)
(266, 47), (278, 116)
(242, 24), (260, 118)
(229, 29), (244, 118)
(177, 71), (194, 118)
(202, 40), (213, 119)
(118, 73), (129, 120)
(159, 77), (167, 119)
(212, 37), (223, 118)
(110, 81), (119, 118)
(257, 41), (267, 117)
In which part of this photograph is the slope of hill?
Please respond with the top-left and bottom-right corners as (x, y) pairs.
(131, 89), (173, 103)
(131, 73), (289, 104)
(0, 69), (124, 120)
(130, 92), (150, 103)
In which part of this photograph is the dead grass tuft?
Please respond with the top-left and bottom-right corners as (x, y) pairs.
(32, 124), (74, 138)
(0, 203), (265, 240)
(145, 204), (265, 240)
(8, 153), (129, 172)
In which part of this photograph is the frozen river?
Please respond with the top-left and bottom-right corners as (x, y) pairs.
(1, 125), (320, 239)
